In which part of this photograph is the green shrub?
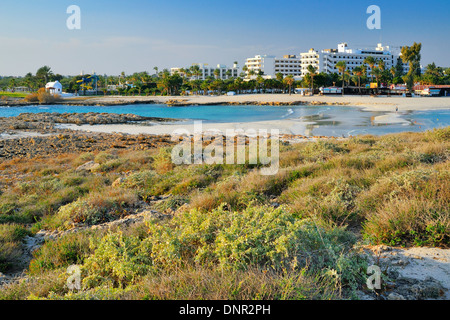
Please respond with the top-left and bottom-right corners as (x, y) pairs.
(0, 224), (31, 272)
(146, 204), (365, 290)
(29, 232), (93, 275)
(45, 188), (139, 230)
(82, 232), (152, 288)
(118, 170), (155, 190)
(94, 151), (118, 164)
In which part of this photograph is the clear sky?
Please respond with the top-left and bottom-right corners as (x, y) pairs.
(0, 0), (449, 76)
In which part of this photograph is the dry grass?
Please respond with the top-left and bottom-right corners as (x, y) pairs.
(0, 127), (449, 300)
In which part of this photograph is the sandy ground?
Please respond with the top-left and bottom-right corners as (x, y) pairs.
(57, 119), (318, 137)
(398, 247), (450, 299)
(365, 246), (450, 300)
(77, 94), (450, 112)
(0, 131), (54, 140)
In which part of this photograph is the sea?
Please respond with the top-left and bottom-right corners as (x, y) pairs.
(1, 104), (449, 137)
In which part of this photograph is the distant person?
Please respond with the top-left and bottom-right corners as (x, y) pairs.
(395, 106), (398, 113)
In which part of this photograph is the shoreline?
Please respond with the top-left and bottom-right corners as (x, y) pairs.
(1, 94), (450, 112)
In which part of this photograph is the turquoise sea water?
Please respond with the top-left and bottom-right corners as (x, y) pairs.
(1, 104), (449, 137)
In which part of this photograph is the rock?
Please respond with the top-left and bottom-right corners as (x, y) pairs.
(0, 272), (6, 284)
(391, 258), (410, 267)
(76, 161), (100, 172)
(112, 177), (126, 187)
(409, 277), (445, 299)
(395, 276), (446, 300)
(387, 292), (406, 300)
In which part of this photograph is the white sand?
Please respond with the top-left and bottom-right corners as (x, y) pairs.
(0, 131), (54, 140)
(57, 119), (317, 137)
(77, 94), (450, 112)
(399, 247), (450, 299)
(373, 113), (411, 125)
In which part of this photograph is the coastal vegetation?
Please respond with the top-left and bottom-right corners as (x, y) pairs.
(0, 127), (448, 300)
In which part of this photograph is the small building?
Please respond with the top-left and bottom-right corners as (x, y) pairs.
(45, 81), (63, 95)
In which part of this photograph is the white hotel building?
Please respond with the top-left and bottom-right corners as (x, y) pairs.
(320, 43), (405, 77)
(245, 43), (408, 79)
(171, 63), (239, 81)
(245, 55), (303, 79)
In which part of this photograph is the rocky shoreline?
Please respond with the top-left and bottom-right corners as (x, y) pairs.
(0, 112), (178, 159)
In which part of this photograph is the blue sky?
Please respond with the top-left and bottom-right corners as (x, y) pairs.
(0, 0), (449, 76)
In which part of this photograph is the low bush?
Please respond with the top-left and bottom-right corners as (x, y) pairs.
(44, 188), (139, 230)
(0, 224), (31, 272)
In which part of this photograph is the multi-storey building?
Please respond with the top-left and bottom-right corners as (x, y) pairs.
(245, 55), (276, 78)
(298, 43), (411, 79)
(274, 55), (302, 77)
(320, 43), (396, 76)
(245, 54), (303, 78)
(300, 43), (408, 76)
(300, 49), (321, 77)
(171, 63), (239, 80)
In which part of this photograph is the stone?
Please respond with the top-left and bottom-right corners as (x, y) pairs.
(112, 177), (126, 187)
(387, 292), (406, 300)
(409, 277), (445, 299)
(391, 258), (410, 266)
(76, 161), (100, 172)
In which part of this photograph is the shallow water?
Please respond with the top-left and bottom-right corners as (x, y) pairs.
(1, 104), (449, 137)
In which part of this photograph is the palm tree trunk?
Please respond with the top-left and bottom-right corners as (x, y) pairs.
(358, 77), (361, 95)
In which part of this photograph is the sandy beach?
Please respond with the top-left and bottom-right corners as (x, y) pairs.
(67, 94), (450, 112)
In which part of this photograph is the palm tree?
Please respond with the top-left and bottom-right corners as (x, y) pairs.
(214, 69), (220, 80)
(276, 73), (283, 82)
(283, 75), (294, 95)
(352, 66), (364, 95)
(335, 61), (347, 96)
(242, 66), (248, 79)
(36, 66), (53, 86)
(9, 78), (17, 91)
(153, 67), (159, 76)
(372, 67), (382, 94)
(201, 81), (209, 95)
(307, 65), (317, 95)
(256, 75), (264, 93)
(363, 56), (376, 82)
(377, 59), (386, 72)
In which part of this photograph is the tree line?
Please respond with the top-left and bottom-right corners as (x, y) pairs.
(1, 43), (449, 96)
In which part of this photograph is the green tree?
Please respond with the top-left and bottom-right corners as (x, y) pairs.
(401, 42), (422, 93)
(283, 75), (294, 95)
(307, 65), (317, 95)
(371, 67), (382, 93)
(214, 69), (221, 80)
(36, 66), (53, 86)
(276, 73), (284, 82)
(363, 56), (376, 82)
(352, 66), (364, 95)
(335, 61), (347, 96)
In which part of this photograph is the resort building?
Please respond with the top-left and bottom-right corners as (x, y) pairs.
(321, 43), (396, 76)
(245, 55), (276, 78)
(274, 55), (302, 78)
(300, 49), (321, 77)
(245, 54), (303, 79)
(171, 63), (239, 81)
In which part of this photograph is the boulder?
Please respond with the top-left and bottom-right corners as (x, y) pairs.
(76, 161), (100, 172)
